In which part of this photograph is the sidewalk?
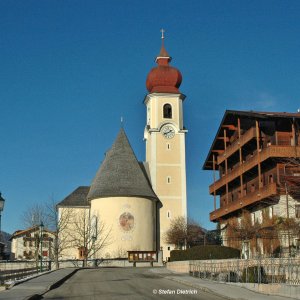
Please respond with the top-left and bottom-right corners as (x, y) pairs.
(0, 268), (78, 300)
(151, 268), (298, 300)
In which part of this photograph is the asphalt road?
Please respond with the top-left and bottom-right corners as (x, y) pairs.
(42, 267), (226, 300)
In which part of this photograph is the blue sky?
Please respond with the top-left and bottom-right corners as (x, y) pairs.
(1, 0), (300, 233)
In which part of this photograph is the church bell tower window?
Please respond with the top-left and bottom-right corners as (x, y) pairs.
(163, 104), (172, 119)
(167, 211), (171, 219)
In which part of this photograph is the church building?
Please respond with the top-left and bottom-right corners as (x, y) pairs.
(57, 34), (187, 261)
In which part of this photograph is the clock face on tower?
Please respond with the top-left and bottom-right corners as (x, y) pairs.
(161, 125), (175, 139)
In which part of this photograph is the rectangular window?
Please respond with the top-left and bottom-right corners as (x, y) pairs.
(258, 210), (263, 224)
(78, 247), (86, 259)
(296, 205), (300, 218)
(167, 143), (171, 150)
(296, 239), (300, 250)
(251, 213), (255, 225)
(147, 107), (150, 124)
(167, 176), (171, 184)
(269, 206), (273, 219)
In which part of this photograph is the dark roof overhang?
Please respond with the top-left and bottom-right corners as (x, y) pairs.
(203, 110), (300, 170)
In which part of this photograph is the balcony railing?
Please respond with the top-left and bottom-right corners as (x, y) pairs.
(210, 182), (277, 221)
(217, 127), (257, 165)
(209, 145), (300, 194)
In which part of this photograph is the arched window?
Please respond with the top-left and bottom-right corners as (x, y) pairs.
(163, 104), (172, 119)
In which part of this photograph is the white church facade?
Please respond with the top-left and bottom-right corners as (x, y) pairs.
(57, 36), (187, 261)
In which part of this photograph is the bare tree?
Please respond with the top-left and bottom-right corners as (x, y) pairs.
(186, 219), (207, 247)
(164, 216), (186, 249)
(67, 210), (112, 266)
(225, 210), (256, 252)
(164, 216), (206, 249)
(21, 203), (53, 268)
(21, 199), (113, 267)
(21, 198), (75, 268)
(46, 200), (74, 269)
(225, 210), (281, 257)
(276, 158), (300, 255)
(21, 203), (50, 228)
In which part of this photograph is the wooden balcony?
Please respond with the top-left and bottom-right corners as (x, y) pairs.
(210, 182), (277, 222)
(209, 145), (300, 194)
(217, 127), (257, 165)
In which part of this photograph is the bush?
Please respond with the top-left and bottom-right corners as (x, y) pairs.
(170, 245), (240, 261)
(241, 266), (266, 283)
(218, 271), (238, 282)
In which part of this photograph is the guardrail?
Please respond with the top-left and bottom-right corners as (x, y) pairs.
(189, 257), (300, 285)
(0, 261), (51, 284)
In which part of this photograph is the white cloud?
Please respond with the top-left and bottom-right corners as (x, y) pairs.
(232, 88), (280, 111)
(254, 91), (278, 110)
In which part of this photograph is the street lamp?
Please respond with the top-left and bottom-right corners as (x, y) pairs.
(0, 193), (5, 241)
(283, 164), (291, 257)
(40, 221), (44, 272)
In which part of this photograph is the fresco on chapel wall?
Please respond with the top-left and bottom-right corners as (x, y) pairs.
(119, 212), (134, 232)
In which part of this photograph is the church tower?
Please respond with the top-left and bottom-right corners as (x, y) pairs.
(144, 32), (187, 259)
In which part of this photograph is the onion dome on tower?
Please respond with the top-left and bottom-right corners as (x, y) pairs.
(146, 30), (182, 94)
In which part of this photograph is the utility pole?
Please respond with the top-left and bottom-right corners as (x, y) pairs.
(40, 222), (44, 272)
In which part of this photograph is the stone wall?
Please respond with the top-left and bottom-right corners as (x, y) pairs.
(166, 260), (189, 273)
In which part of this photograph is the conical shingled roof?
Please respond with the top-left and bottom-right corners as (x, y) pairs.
(87, 128), (158, 201)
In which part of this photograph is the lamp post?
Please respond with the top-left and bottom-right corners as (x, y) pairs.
(283, 164), (291, 257)
(0, 193), (5, 241)
(40, 221), (44, 272)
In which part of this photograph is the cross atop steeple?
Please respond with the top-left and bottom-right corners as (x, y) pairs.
(156, 28), (171, 63)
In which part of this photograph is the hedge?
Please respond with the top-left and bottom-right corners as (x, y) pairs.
(170, 245), (240, 261)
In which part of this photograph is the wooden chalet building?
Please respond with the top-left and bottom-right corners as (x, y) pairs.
(204, 110), (300, 257)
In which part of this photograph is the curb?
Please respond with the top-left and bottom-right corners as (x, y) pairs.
(167, 274), (298, 300)
(24, 268), (80, 300)
(7, 270), (53, 290)
(165, 275), (238, 300)
(149, 268), (237, 300)
(47, 268), (80, 291)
